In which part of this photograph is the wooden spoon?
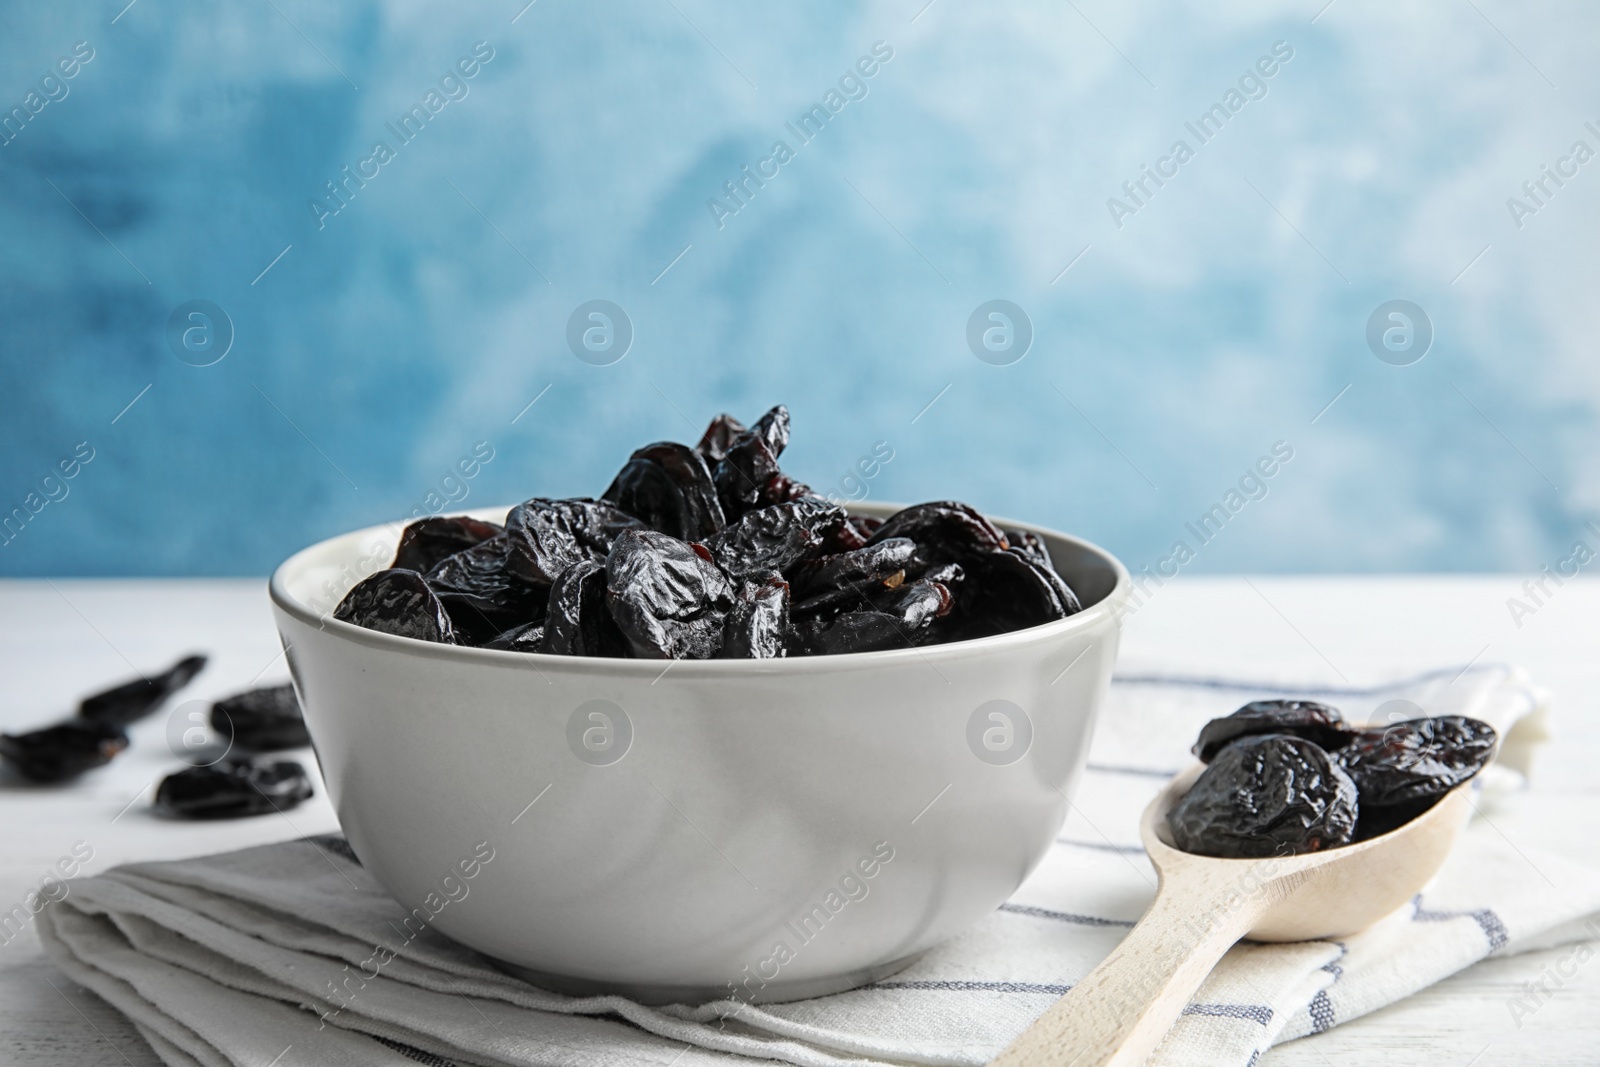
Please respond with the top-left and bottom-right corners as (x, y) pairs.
(990, 763), (1474, 1067)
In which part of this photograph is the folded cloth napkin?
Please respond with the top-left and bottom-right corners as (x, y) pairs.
(37, 664), (1600, 1067)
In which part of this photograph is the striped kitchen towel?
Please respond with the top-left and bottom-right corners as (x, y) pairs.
(36, 664), (1600, 1067)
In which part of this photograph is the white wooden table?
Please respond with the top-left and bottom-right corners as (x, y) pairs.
(1, 577), (1596, 1065)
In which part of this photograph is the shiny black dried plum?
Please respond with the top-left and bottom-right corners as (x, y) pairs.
(1168, 734), (1359, 858)
(710, 500), (841, 581)
(789, 537), (916, 617)
(540, 560), (629, 657)
(1007, 529), (1051, 569)
(953, 549), (1080, 638)
(868, 502), (1009, 564)
(712, 434), (781, 521)
(750, 405), (791, 458)
(392, 515), (503, 573)
(1193, 700), (1356, 763)
(602, 442), (726, 541)
(153, 757), (314, 819)
(483, 621), (546, 652)
(606, 530), (735, 659)
(78, 654), (207, 726)
(210, 685), (309, 751)
(503, 498), (645, 585)
(1337, 717), (1498, 808)
(695, 413), (748, 465)
(334, 569), (457, 644)
(0, 721), (129, 783)
(719, 573), (790, 659)
(424, 536), (545, 643)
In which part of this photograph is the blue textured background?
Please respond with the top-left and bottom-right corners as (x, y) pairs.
(1, 0), (1594, 577)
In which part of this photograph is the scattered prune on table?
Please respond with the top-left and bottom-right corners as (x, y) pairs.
(789, 537), (916, 617)
(503, 498), (645, 585)
(0, 721), (129, 783)
(603, 442), (726, 542)
(483, 621), (546, 652)
(423, 535), (545, 643)
(326, 405), (1095, 657)
(1168, 734), (1358, 858)
(606, 530), (736, 658)
(78, 654), (207, 726)
(153, 757), (314, 819)
(695, 413), (748, 465)
(710, 500), (841, 581)
(1337, 717), (1498, 808)
(720, 573), (790, 659)
(541, 561), (629, 657)
(334, 569), (456, 644)
(1193, 700), (1356, 763)
(210, 684), (310, 751)
(391, 515), (503, 573)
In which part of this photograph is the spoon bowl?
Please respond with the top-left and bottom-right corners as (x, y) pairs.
(992, 758), (1477, 1067)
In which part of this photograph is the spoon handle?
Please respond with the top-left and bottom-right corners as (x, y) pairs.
(989, 874), (1275, 1067)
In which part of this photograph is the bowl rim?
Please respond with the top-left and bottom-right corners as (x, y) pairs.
(268, 502), (1131, 675)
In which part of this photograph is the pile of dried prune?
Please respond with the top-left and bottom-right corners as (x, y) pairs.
(334, 405), (1084, 658)
(1167, 699), (1498, 858)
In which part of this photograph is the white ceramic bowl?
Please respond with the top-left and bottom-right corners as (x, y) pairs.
(269, 503), (1130, 1004)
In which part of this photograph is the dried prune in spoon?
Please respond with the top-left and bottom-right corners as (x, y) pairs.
(1168, 734), (1359, 858)
(78, 654), (207, 726)
(424, 536), (545, 644)
(868, 502), (1009, 564)
(392, 515), (503, 573)
(695, 413), (748, 465)
(1193, 700), (1355, 763)
(1337, 716), (1498, 808)
(710, 500), (841, 581)
(602, 442), (726, 541)
(606, 530), (735, 659)
(788, 537), (916, 617)
(719, 573), (790, 659)
(153, 757), (314, 819)
(210, 684), (310, 751)
(503, 498), (645, 585)
(334, 569), (457, 644)
(483, 621), (546, 652)
(541, 560), (629, 657)
(0, 721), (129, 783)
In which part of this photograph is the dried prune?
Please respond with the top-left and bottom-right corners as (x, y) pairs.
(953, 549), (1080, 638)
(392, 515), (502, 573)
(695, 413), (748, 465)
(749, 405), (791, 457)
(1193, 700), (1356, 763)
(1168, 734), (1358, 858)
(503, 498), (645, 585)
(0, 721), (129, 783)
(606, 530), (736, 658)
(424, 535), (545, 643)
(868, 502), (1009, 564)
(602, 442), (726, 541)
(789, 537), (916, 617)
(483, 621), (546, 652)
(712, 434), (781, 522)
(210, 685), (310, 751)
(334, 569), (456, 644)
(719, 573), (789, 659)
(1006, 529), (1051, 570)
(710, 500), (841, 581)
(153, 757), (314, 819)
(78, 654), (207, 726)
(1337, 717), (1498, 808)
(540, 561), (629, 657)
